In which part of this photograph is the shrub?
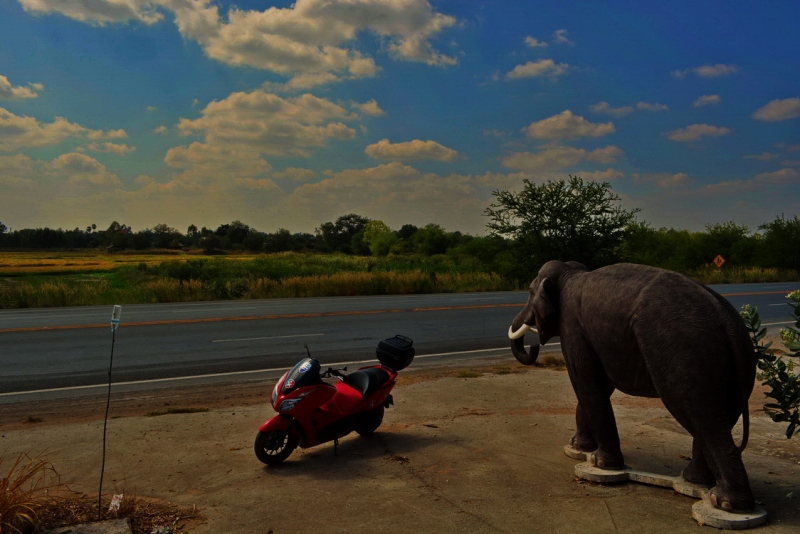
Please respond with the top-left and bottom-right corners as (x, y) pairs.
(741, 291), (800, 438)
(0, 452), (60, 534)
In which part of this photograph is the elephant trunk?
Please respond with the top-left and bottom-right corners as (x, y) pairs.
(509, 309), (540, 365)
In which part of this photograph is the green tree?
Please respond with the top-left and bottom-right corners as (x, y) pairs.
(759, 214), (800, 270)
(362, 220), (398, 256)
(485, 175), (640, 275)
(316, 213), (371, 253)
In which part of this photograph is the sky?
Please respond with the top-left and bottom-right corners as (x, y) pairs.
(0, 0), (799, 236)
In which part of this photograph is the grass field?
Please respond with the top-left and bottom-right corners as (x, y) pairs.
(0, 251), (517, 308)
(1, 251), (797, 309)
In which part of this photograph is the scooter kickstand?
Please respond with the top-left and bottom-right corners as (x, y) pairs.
(334, 438), (339, 456)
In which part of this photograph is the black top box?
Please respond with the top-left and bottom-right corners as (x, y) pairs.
(376, 335), (415, 371)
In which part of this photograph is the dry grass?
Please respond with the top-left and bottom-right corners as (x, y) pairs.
(0, 451), (60, 534)
(37, 493), (201, 534)
(690, 266), (799, 285)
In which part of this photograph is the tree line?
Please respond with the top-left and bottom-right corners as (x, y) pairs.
(1, 175), (798, 281)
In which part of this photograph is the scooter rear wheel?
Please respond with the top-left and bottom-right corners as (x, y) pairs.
(356, 406), (385, 436)
(254, 429), (298, 465)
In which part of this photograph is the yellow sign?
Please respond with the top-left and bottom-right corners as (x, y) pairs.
(714, 255), (725, 268)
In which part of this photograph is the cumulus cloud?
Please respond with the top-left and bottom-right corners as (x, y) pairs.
(672, 64), (740, 79)
(752, 98), (800, 122)
(164, 142), (272, 182)
(49, 152), (122, 186)
(0, 74), (42, 99)
(666, 124), (730, 142)
(87, 142), (136, 156)
(501, 145), (623, 171)
(365, 139), (457, 162)
(352, 99), (385, 116)
(636, 102), (668, 111)
(694, 94), (721, 107)
(19, 0), (165, 25)
(754, 168), (800, 184)
(20, 0), (458, 85)
(175, 90), (358, 158)
(743, 152), (779, 161)
(552, 29), (574, 45)
(524, 36), (547, 48)
(575, 168), (624, 182)
(0, 107), (103, 151)
(590, 102), (634, 117)
(523, 110), (615, 140)
(632, 172), (691, 188)
(506, 59), (568, 80)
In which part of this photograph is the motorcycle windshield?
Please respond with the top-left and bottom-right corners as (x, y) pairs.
(282, 358), (323, 393)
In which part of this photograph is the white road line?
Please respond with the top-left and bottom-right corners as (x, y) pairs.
(0, 343), (561, 398)
(212, 333), (325, 343)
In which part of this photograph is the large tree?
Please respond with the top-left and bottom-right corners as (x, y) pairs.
(485, 175), (640, 274)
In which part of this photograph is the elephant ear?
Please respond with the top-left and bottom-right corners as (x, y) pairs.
(532, 277), (558, 345)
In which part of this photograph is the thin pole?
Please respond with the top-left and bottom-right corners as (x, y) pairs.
(98, 327), (116, 521)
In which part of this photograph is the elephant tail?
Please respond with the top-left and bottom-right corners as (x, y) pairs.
(737, 405), (749, 453)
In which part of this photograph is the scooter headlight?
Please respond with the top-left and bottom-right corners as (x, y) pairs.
(279, 398), (302, 412)
(271, 382), (279, 409)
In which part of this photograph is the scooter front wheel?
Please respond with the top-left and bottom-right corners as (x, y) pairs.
(254, 429), (298, 465)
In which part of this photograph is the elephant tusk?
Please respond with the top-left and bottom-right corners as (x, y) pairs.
(508, 323), (538, 340)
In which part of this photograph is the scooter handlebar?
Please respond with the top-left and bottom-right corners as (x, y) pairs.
(322, 366), (347, 379)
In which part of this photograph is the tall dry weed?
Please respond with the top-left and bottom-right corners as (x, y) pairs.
(0, 281), (109, 308)
(0, 452), (60, 534)
(140, 279), (205, 303)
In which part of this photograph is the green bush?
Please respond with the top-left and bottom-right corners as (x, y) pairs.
(741, 291), (800, 438)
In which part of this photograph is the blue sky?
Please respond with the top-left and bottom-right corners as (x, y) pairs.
(1, 0), (798, 235)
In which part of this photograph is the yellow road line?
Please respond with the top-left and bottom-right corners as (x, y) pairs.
(0, 303), (521, 334)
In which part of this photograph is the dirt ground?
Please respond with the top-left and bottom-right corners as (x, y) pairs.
(2, 355), (799, 534)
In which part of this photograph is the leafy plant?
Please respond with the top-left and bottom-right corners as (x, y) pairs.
(740, 290), (800, 438)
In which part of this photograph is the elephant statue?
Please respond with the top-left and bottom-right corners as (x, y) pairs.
(508, 260), (757, 512)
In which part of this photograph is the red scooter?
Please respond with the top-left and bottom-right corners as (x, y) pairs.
(255, 335), (415, 465)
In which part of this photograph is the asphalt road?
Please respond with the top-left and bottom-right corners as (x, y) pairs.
(0, 282), (797, 401)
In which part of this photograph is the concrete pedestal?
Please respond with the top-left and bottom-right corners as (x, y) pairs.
(567, 445), (768, 530)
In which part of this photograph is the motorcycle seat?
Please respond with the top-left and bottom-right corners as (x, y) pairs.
(342, 367), (390, 398)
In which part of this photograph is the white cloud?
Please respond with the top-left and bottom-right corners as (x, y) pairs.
(636, 102), (668, 111)
(272, 167), (316, 182)
(632, 172), (691, 188)
(506, 59), (568, 80)
(523, 110), (615, 140)
(164, 142), (272, 182)
(352, 99), (385, 116)
(0, 107), (102, 151)
(0, 74), (42, 99)
(19, 0), (165, 25)
(22, 0), (457, 85)
(754, 168), (800, 184)
(501, 145), (623, 171)
(666, 124), (730, 142)
(743, 152), (779, 161)
(175, 90), (358, 158)
(672, 64), (739, 79)
(752, 98), (800, 122)
(365, 139), (457, 162)
(590, 102), (634, 117)
(524, 36), (547, 48)
(694, 94), (721, 107)
(575, 168), (624, 182)
(552, 29), (574, 45)
(694, 63), (740, 78)
(88, 142), (136, 156)
(49, 152), (122, 186)
(154, 125), (168, 134)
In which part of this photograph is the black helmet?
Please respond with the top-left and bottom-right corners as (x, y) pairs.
(376, 335), (415, 371)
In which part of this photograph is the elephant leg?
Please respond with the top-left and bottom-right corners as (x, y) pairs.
(660, 386), (754, 511)
(570, 402), (598, 452)
(681, 438), (715, 486)
(703, 435), (754, 511)
(566, 346), (622, 469)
